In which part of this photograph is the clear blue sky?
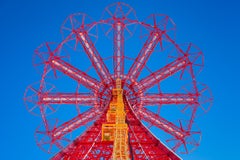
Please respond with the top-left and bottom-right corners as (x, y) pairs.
(0, 0), (239, 159)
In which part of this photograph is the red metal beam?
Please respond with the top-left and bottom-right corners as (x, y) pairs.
(113, 22), (124, 79)
(141, 93), (198, 106)
(39, 93), (97, 106)
(52, 108), (100, 140)
(127, 31), (160, 80)
(77, 32), (111, 83)
(50, 58), (100, 91)
(137, 108), (187, 139)
(138, 56), (189, 92)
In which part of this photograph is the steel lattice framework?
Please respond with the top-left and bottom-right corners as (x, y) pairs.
(24, 2), (213, 159)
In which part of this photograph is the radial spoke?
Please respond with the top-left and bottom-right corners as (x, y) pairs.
(106, 8), (113, 17)
(39, 93), (97, 106)
(77, 32), (111, 82)
(137, 108), (186, 139)
(52, 108), (100, 139)
(141, 93), (198, 106)
(138, 56), (189, 92)
(50, 58), (100, 91)
(127, 32), (159, 80)
(113, 22), (124, 79)
(47, 104), (56, 112)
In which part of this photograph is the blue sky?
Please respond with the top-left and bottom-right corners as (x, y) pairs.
(0, 0), (239, 159)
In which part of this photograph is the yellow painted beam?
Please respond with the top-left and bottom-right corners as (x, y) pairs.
(101, 78), (130, 159)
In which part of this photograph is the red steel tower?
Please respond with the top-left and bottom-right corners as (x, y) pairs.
(24, 2), (213, 159)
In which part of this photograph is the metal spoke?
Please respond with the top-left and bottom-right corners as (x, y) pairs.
(52, 108), (100, 139)
(138, 56), (189, 92)
(141, 93), (198, 106)
(127, 32), (160, 80)
(39, 93), (97, 106)
(50, 58), (100, 92)
(77, 32), (112, 82)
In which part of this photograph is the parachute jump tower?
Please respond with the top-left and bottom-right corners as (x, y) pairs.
(24, 2), (213, 159)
